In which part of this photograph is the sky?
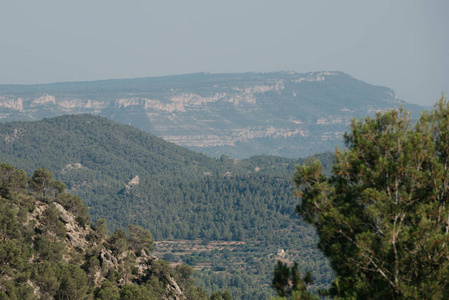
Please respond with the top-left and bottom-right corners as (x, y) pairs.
(0, 0), (447, 106)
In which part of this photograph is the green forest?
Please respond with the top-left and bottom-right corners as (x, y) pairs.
(0, 115), (334, 299)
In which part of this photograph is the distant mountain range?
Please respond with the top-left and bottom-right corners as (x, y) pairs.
(0, 71), (424, 158)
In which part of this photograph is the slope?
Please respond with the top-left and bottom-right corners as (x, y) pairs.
(0, 114), (333, 299)
(0, 162), (210, 299)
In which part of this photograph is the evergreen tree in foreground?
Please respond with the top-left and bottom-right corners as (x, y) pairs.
(289, 96), (449, 299)
(272, 261), (317, 300)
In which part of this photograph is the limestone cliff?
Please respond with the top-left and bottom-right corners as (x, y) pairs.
(0, 71), (423, 158)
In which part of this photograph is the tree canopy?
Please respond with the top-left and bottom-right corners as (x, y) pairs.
(294, 96), (449, 299)
(0, 114), (335, 299)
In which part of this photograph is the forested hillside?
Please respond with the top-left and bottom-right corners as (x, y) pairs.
(0, 115), (334, 299)
(0, 163), (216, 299)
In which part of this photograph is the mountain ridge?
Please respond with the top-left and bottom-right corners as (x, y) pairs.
(0, 71), (424, 159)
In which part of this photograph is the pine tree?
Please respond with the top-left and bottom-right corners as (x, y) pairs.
(294, 96), (449, 298)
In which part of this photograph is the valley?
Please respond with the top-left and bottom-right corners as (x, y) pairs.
(0, 73), (425, 299)
(0, 114), (334, 299)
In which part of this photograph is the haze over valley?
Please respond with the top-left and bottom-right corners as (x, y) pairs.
(1, 1), (447, 299)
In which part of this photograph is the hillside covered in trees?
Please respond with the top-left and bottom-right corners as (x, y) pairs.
(0, 115), (334, 299)
(0, 162), (229, 299)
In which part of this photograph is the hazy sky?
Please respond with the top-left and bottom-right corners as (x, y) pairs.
(1, 0), (447, 106)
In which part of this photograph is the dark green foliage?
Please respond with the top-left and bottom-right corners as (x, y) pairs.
(162, 252), (178, 262)
(0, 163), (27, 197)
(273, 261), (290, 297)
(55, 264), (89, 300)
(0, 199), (22, 241)
(41, 203), (66, 238)
(107, 229), (128, 255)
(0, 279), (36, 300)
(294, 97), (449, 299)
(95, 280), (120, 300)
(29, 168), (54, 197)
(32, 262), (59, 297)
(149, 259), (172, 279)
(272, 261), (316, 300)
(124, 173), (297, 241)
(210, 290), (233, 300)
(119, 284), (156, 300)
(128, 224), (154, 254)
(34, 236), (64, 262)
(184, 285), (209, 300)
(175, 264), (194, 285)
(93, 218), (108, 240)
(0, 240), (27, 274)
(50, 180), (66, 196)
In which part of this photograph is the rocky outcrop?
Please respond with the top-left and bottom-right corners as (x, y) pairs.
(123, 175), (140, 193)
(61, 163), (84, 174)
(0, 96), (23, 111)
(2, 128), (24, 143)
(27, 197), (188, 299)
(30, 94), (56, 106)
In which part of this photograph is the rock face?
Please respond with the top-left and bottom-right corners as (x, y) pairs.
(124, 175), (140, 191)
(0, 71), (423, 158)
(28, 199), (187, 299)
